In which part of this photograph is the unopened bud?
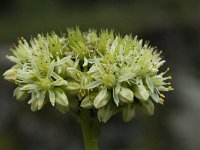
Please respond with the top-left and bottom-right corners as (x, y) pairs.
(54, 88), (69, 107)
(3, 68), (17, 82)
(122, 104), (136, 122)
(55, 103), (69, 114)
(14, 86), (29, 101)
(97, 104), (114, 123)
(141, 100), (154, 115)
(81, 93), (96, 109)
(94, 87), (111, 109)
(66, 82), (81, 94)
(118, 87), (134, 103)
(134, 84), (149, 101)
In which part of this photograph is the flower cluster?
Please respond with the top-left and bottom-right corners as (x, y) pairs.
(4, 27), (173, 122)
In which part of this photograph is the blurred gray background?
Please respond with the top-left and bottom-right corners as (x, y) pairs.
(0, 0), (200, 150)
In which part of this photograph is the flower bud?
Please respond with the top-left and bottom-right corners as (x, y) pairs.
(118, 87), (134, 103)
(66, 81), (81, 94)
(94, 87), (111, 109)
(134, 84), (149, 101)
(3, 68), (17, 82)
(81, 93), (96, 109)
(122, 104), (136, 122)
(14, 86), (29, 101)
(54, 88), (69, 107)
(97, 104), (114, 123)
(141, 100), (154, 115)
(55, 103), (69, 114)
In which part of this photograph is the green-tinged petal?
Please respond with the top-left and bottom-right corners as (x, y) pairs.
(6, 55), (19, 63)
(80, 93), (96, 109)
(83, 57), (88, 67)
(122, 103), (136, 122)
(146, 75), (154, 93)
(3, 68), (17, 82)
(47, 60), (55, 78)
(51, 71), (63, 80)
(37, 91), (46, 110)
(88, 65), (98, 74)
(28, 92), (37, 104)
(149, 92), (160, 103)
(20, 84), (38, 91)
(66, 82), (81, 94)
(141, 100), (154, 115)
(118, 87), (134, 103)
(73, 59), (80, 68)
(29, 91), (42, 112)
(151, 75), (165, 86)
(56, 56), (72, 66)
(113, 83), (121, 106)
(94, 87), (111, 109)
(85, 80), (101, 89)
(49, 90), (56, 106)
(118, 72), (133, 82)
(52, 77), (68, 86)
(55, 103), (69, 114)
(97, 104), (116, 123)
(31, 100), (38, 112)
(54, 88), (69, 107)
(110, 37), (118, 53)
(13, 86), (29, 101)
(66, 68), (82, 81)
(134, 81), (149, 101)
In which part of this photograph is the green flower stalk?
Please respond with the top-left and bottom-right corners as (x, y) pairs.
(3, 27), (173, 150)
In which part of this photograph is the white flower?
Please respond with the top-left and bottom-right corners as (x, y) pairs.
(4, 28), (173, 122)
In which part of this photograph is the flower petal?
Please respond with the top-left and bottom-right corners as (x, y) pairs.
(49, 90), (56, 106)
(94, 87), (110, 109)
(85, 80), (101, 89)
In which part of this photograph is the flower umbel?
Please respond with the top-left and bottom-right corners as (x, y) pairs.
(3, 28), (173, 122)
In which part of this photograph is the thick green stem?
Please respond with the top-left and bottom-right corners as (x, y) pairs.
(80, 109), (101, 150)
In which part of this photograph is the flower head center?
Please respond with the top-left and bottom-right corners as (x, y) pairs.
(38, 78), (52, 90)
